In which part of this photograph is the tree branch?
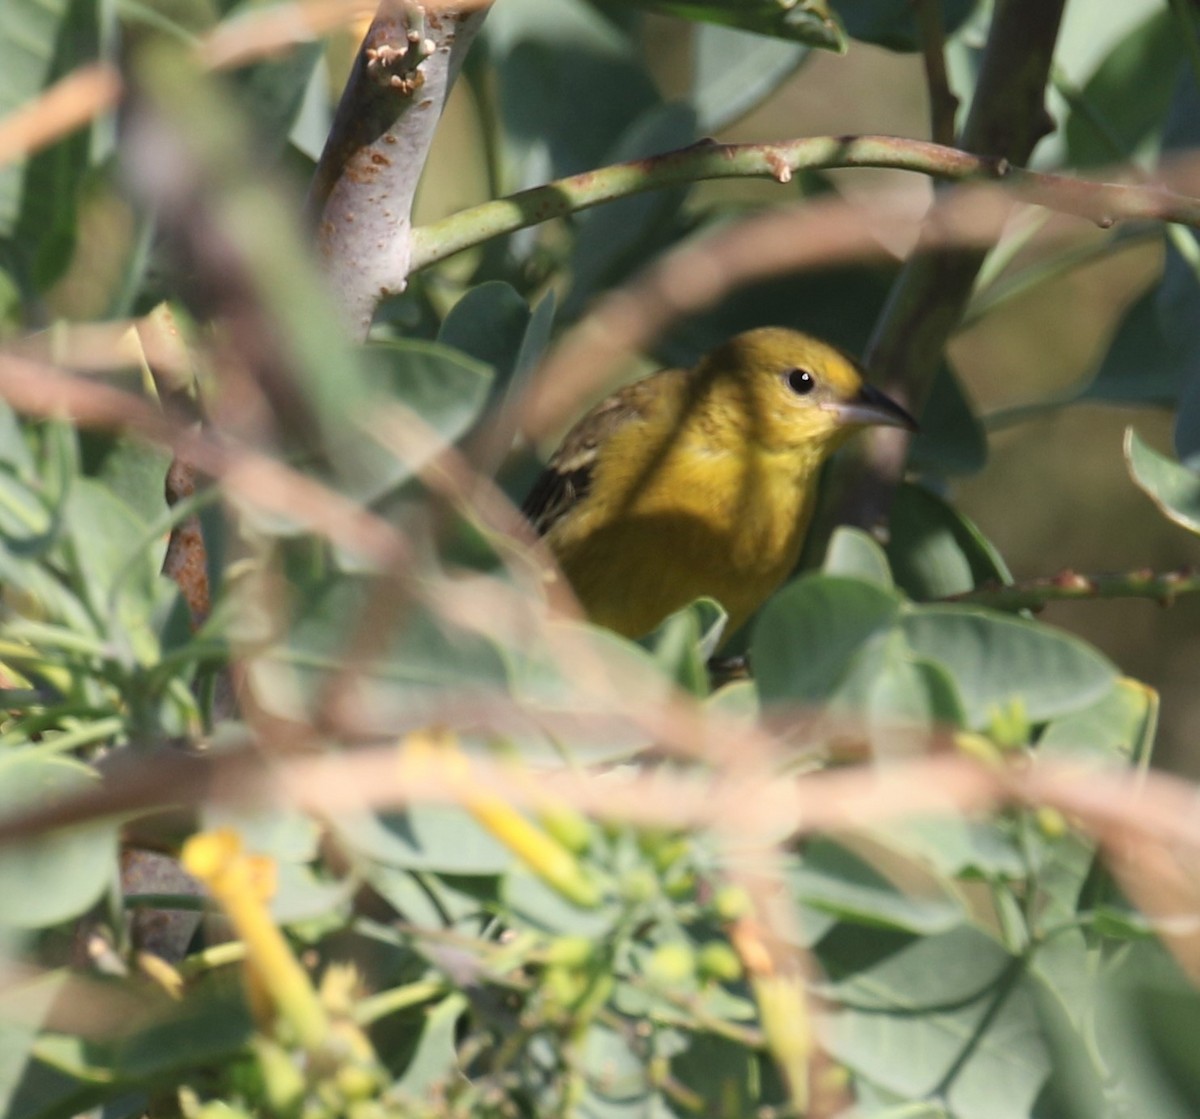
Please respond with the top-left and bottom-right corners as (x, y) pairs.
(409, 134), (1200, 272)
(307, 0), (491, 338)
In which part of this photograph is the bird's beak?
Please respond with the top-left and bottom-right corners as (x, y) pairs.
(827, 383), (919, 432)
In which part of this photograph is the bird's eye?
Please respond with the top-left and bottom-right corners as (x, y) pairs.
(785, 367), (816, 396)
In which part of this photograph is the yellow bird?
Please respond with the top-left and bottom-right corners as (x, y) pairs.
(522, 327), (918, 641)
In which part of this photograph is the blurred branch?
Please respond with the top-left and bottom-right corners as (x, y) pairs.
(913, 0), (958, 146)
(518, 171), (1195, 446)
(0, 64), (121, 167)
(940, 567), (1200, 612)
(410, 134), (1200, 272)
(841, 0), (1067, 534)
(307, 0), (491, 337)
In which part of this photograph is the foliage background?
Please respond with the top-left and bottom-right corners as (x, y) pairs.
(3, 1), (1200, 1118)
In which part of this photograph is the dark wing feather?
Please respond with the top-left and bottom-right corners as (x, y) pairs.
(521, 377), (668, 537)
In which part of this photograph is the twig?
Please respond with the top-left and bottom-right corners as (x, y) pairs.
(940, 567), (1200, 612)
(913, 0), (958, 146)
(409, 134), (1200, 273)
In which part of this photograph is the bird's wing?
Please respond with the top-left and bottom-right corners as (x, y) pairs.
(521, 375), (671, 537)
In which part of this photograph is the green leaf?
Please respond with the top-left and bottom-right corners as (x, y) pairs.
(658, 264), (890, 370)
(640, 597), (726, 696)
(1039, 675), (1158, 764)
(63, 478), (173, 661)
(87, 438), (171, 527)
(252, 582), (509, 726)
(486, 0), (662, 187)
(752, 575), (904, 706)
(437, 281), (532, 396)
(690, 24), (810, 133)
(1083, 280), (1194, 407)
(561, 101), (697, 320)
(832, 630), (966, 730)
(0, 971), (70, 1119)
(1084, 943), (1200, 1119)
(0, 752), (117, 929)
(900, 606), (1118, 727)
(822, 526), (893, 589)
(630, 0), (845, 51)
(909, 363), (987, 476)
(1125, 427), (1200, 535)
(332, 804), (514, 875)
(837, 0), (981, 52)
(820, 925), (1049, 1119)
(886, 482), (1011, 601)
(11, 0), (102, 290)
(228, 40), (323, 162)
(1063, 8), (1183, 168)
(336, 339), (494, 504)
(882, 816), (1026, 879)
(0, 0), (74, 234)
(395, 993), (468, 1099)
(795, 839), (963, 935)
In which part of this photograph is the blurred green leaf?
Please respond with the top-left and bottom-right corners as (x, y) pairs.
(0, 752), (116, 929)
(690, 24), (810, 133)
(562, 102), (696, 320)
(752, 574), (903, 706)
(250, 576), (510, 726)
(796, 839), (963, 934)
(332, 804), (513, 876)
(837, 0), (980, 51)
(822, 526), (893, 588)
(395, 993), (467, 1099)
(821, 925), (1049, 1119)
(900, 606), (1117, 727)
(1063, 8), (1182, 168)
(438, 281), (532, 397)
(832, 627), (966, 730)
(9, 0), (102, 290)
(228, 41), (323, 161)
(887, 482), (1011, 601)
(882, 815), (1026, 879)
(62, 478), (173, 662)
(0, 0), (74, 234)
(1039, 675), (1157, 764)
(486, 0), (661, 187)
(909, 364), (988, 476)
(1083, 280), (1194, 407)
(641, 597), (726, 695)
(622, 0), (845, 50)
(0, 971), (70, 1119)
(339, 339), (494, 504)
(1125, 426), (1200, 535)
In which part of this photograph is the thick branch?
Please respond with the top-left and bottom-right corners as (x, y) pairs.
(308, 1), (490, 338)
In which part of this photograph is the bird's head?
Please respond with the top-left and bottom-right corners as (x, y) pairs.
(692, 327), (918, 456)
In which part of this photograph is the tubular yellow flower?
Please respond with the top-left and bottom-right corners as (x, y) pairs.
(182, 828), (330, 1051)
(523, 327), (917, 640)
(400, 731), (602, 908)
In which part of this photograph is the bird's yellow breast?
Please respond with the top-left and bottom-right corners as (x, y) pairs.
(543, 380), (827, 639)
